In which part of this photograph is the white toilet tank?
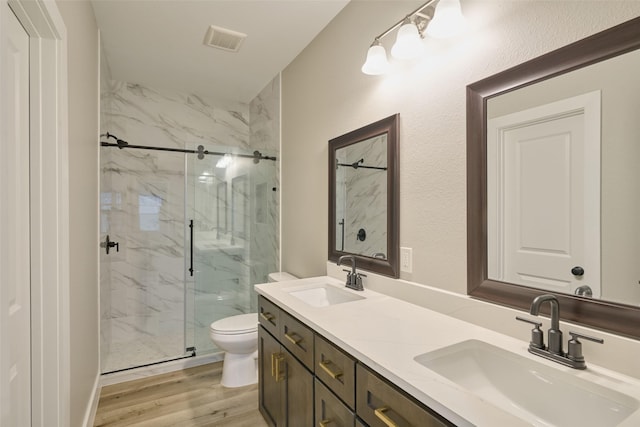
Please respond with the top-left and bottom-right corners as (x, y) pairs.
(267, 272), (297, 282)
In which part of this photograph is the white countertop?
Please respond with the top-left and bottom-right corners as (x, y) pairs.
(255, 276), (640, 427)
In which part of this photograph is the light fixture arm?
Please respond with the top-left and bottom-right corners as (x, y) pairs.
(372, 0), (437, 42)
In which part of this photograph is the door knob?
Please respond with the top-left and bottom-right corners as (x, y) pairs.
(571, 266), (584, 276)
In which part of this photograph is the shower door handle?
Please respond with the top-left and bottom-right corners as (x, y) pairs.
(189, 220), (194, 276)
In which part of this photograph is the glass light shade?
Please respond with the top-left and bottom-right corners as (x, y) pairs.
(426, 0), (465, 39)
(391, 22), (424, 60)
(361, 43), (390, 75)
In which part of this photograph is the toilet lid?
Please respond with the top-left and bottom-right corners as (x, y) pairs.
(210, 313), (258, 335)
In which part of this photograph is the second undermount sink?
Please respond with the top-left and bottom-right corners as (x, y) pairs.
(286, 284), (365, 307)
(415, 340), (639, 427)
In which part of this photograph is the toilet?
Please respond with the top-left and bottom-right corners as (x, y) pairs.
(209, 272), (298, 387)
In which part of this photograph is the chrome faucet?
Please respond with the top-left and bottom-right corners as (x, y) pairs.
(337, 255), (365, 291)
(516, 294), (603, 369)
(530, 294), (563, 355)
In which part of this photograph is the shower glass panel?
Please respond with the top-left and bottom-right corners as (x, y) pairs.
(188, 143), (279, 355)
(100, 147), (192, 373)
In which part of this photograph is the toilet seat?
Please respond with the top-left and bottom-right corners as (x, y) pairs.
(210, 313), (257, 335)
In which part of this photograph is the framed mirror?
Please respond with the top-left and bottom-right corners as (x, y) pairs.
(467, 17), (640, 339)
(329, 114), (399, 277)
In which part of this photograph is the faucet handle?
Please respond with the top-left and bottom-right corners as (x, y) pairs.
(569, 331), (604, 344)
(567, 331), (603, 367)
(516, 316), (544, 349)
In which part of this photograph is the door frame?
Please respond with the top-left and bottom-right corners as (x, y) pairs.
(3, 1), (70, 425)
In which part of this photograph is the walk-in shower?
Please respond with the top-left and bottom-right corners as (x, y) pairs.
(99, 79), (280, 374)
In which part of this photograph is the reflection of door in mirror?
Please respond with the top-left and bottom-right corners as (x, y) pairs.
(334, 134), (388, 258)
(485, 46), (640, 307)
(487, 92), (601, 298)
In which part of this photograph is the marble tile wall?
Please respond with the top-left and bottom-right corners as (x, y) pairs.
(249, 77), (280, 311)
(100, 76), (280, 372)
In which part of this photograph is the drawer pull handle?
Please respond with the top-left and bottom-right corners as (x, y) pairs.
(374, 407), (399, 427)
(319, 419), (332, 427)
(274, 353), (285, 383)
(284, 332), (302, 345)
(260, 312), (274, 323)
(318, 360), (343, 380)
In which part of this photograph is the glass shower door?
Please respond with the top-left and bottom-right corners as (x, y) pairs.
(100, 147), (192, 373)
(187, 143), (279, 355)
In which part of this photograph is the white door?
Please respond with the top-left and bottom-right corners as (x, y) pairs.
(0, 3), (31, 425)
(487, 92), (601, 297)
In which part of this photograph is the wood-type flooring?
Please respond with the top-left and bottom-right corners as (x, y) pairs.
(94, 362), (268, 427)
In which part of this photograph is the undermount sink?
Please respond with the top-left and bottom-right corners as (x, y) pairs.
(286, 284), (365, 307)
(414, 340), (639, 427)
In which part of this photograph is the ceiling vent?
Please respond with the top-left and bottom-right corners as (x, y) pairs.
(203, 25), (247, 53)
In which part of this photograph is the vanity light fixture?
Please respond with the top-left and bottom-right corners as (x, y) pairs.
(361, 0), (465, 75)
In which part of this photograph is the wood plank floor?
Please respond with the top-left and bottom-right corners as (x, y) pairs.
(94, 362), (269, 427)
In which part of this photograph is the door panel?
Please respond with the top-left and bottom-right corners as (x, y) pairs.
(488, 92), (601, 297)
(0, 4), (31, 425)
(259, 327), (282, 426)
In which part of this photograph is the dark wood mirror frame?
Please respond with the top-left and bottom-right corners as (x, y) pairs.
(329, 114), (400, 278)
(467, 16), (640, 340)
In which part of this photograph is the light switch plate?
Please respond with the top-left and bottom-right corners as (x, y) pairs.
(400, 247), (412, 273)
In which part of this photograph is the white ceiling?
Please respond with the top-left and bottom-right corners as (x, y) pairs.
(91, 0), (349, 105)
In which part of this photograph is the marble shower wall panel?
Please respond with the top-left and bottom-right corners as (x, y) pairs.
(103, 81), (250, 151)
(342, 135), (387, 257)
(249, 76), (280, 311)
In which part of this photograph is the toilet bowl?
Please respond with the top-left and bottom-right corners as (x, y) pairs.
(209, 313), (259, 388)
(209, 272), (298, 388)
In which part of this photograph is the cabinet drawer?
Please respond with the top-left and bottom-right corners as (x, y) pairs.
(258, 296), (280, 338)
(315, 334), (356, 409)
(280, 309), (314, 370)
(315, 379), (355, 427)
(356, 364), (452, 427)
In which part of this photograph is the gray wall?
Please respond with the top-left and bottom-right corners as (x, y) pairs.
(57, 0), (100, 425)
(281, 1), (640, 290)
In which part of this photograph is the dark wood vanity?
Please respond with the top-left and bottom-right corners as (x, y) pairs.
(257, 295), (453, 427)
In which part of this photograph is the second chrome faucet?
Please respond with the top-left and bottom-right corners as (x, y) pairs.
(517, 294), (603, 369)
(337, 255), (365, 291)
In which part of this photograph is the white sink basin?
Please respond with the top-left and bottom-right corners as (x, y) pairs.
(286, 284), (365, 307)
(414, 340), (639, 427)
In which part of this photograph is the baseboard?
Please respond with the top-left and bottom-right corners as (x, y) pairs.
(83, 372), (101, 427)
(100, 352), (224, 387)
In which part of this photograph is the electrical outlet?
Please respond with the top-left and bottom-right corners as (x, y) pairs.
(400, 247), (412, 273)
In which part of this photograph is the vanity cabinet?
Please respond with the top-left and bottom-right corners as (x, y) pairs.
(258, 295), (453, 427)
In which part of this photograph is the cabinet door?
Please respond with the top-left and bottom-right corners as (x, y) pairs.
(282, 348), (314, 427)
(259, 326), (282, 427)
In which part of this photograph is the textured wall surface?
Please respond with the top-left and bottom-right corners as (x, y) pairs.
(282, 0), (640, 292)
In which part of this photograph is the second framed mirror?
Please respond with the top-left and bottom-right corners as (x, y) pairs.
(328, 114), (399, 278)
